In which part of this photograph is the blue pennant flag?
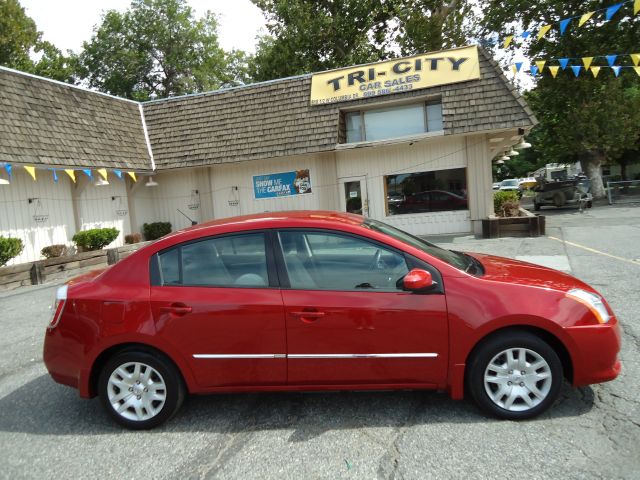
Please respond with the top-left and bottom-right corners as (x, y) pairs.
(113, 169), (123, 179)
(530, 65), (539, 76)
(82, 169), (93, 179)
(605, 3), (623, 21)
(521, 31), (531, 39)
(559, 18), (571, 35)
(571, 66), (582, 77)
(559, 58), (570, 70)
(606, 55), (617, 66)
(612, 66), (622, 77)
(4, 164), (11, 179)
(52, 169), (59, 183)
(515, 62), (524, 72)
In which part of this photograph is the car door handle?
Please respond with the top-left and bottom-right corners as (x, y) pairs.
(160, 304), (192, 315)
(290, 311), (325, 323)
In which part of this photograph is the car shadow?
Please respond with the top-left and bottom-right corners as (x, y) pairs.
(0, 375), (594, 437)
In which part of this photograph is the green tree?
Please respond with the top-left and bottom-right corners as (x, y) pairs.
(250, 0), (478, 81)
(0, 0), (75, 82)
(480, 0), (640, 198)
(78, 0), (245, 100)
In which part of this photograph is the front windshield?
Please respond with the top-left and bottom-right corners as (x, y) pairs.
(502, 179), (518, 186)
(362, 218), (472, 272)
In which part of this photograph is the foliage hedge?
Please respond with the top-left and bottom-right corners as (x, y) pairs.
(0, 237), (24, 266)
(72, 228), (119, 251)
(494, 191), (520, 217)
(125, 233), (142, 244)
(41, 244), (69, 258)
(143, 222), (172, 241)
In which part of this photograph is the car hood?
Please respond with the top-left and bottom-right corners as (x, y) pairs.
(467, 252), (593, 292)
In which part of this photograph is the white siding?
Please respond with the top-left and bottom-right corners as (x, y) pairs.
(336, 136), (472, 235)
(210, 153), (339, 219)
(0, 168), (75, 265)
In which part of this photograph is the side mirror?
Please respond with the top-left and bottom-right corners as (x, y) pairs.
(402, 268), (436, 292)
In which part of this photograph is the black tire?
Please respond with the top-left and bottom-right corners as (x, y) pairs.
(533, 201), (541, 211)
(467, 330), (563, 420)
(587, 201), (592, 208)
(98, 350), (185, 429)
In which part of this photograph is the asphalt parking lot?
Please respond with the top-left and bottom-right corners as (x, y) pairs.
(0, 204), (639, 479)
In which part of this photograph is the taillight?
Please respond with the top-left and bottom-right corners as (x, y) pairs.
(48, 285), (68, 330)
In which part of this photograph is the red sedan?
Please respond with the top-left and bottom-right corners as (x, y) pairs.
(43, 211), (621, 429)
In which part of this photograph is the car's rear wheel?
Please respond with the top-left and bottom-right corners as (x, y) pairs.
(98, 351), (185, 429)
(467, 331), (563, 420)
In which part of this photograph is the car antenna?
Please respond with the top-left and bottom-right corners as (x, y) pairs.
(177, 209), (197, 226)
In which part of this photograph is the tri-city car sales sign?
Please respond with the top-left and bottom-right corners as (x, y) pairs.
(310, 45), (480, 105)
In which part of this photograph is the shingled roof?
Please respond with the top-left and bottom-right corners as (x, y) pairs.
(0, 67), (152, 171)
(143, 46), (537, 170)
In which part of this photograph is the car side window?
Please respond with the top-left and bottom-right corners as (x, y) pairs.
(278, 231), (409, 291)
(156, 233), (269, 287)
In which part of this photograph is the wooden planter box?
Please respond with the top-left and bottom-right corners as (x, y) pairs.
(482, 208), (545, 238)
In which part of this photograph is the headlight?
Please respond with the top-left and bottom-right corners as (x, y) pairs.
(566, 288), (610, 324)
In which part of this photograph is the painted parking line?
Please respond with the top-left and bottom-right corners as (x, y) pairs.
(548, 236), (640, 266)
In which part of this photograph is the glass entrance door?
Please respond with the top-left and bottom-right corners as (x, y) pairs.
(340, 176), (369, 216)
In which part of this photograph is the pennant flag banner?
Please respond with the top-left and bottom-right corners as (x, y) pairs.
(582, 57), (594, 69)
(97, 168), (108, 181)
(635, 66), (640, 76)
(605, 3), (623, 20)
(24, 166), (36, 181)
(631, 53), (640, 66)
(4, 164), (11, 179)
(579, 11), (595, 26)
(612, 66), (622, 76)
(113, 169), (123, 179)
(127, 171), (137, 182)
(514, 53), (640, 78)
(571, 66), (582, 77)
(515, 62), (524, 72)
(549, 66), (560, 78)
(535, 60), (546, 73)
(606, 55), (618, 66)
(65, 169), (76, 183)
(537, 25), (551, 40)
(558, 58), (570, 70)
(82, 169), (93, 179)
(52, 169), (58, 183)
(591, 66), (601, 78)
(495, 0), (640, 49)
(530, 65), (539, 76)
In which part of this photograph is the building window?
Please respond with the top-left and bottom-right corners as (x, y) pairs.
(385, 168), (467, 216)
(344, 100), (442, 143)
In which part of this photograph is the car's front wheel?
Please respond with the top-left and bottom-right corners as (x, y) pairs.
(98, 350), (185, 429)
(467, 331), (563, 420)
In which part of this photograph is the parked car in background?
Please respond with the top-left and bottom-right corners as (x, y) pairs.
(43, 211), (621, 429)
(499, 179), (521, 192)
(492, 182), (502, 190)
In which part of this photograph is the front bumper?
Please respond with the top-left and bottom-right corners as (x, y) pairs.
(565, 317), (622, 387)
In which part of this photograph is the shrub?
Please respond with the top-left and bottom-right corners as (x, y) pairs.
(72, 228), (119, 251)
(41, 244), (69, 259)
(125, 233), (142, 244)
(143, 222), (172, 241)
(494, 191), (520, 217)
(0, 237), (24, 266)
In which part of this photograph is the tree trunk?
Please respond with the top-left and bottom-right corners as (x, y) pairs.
(581, 151), (606, 199)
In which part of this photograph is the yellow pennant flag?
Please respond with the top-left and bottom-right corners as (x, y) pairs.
(634, 66), (640, 77)
(24, 166), (36, 181)
(582, 57), (594, 69)
(635, 0), (640, 15)
(503, 35), (513, 48)
(511, 65), (517, 74)
(537, 25), (551, 40)
(97, 168), (108, 181)
(631, 54), (640, 66)
(590, 66), (601, 78)
(578, 11), (595, 27)
(127, 171), (137, 182)
(535, 60), (546, 73)
(65, 169), (76, 183)
(549, 66), (560, 78)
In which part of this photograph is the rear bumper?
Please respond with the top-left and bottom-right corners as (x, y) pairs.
(566, 318), (622, 387)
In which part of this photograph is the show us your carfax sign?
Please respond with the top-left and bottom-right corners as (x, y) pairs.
(253, 169), (312, 199)
(310, 45), (480, 105)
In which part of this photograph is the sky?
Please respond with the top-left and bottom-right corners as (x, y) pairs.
(19, 0), (267, 54)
